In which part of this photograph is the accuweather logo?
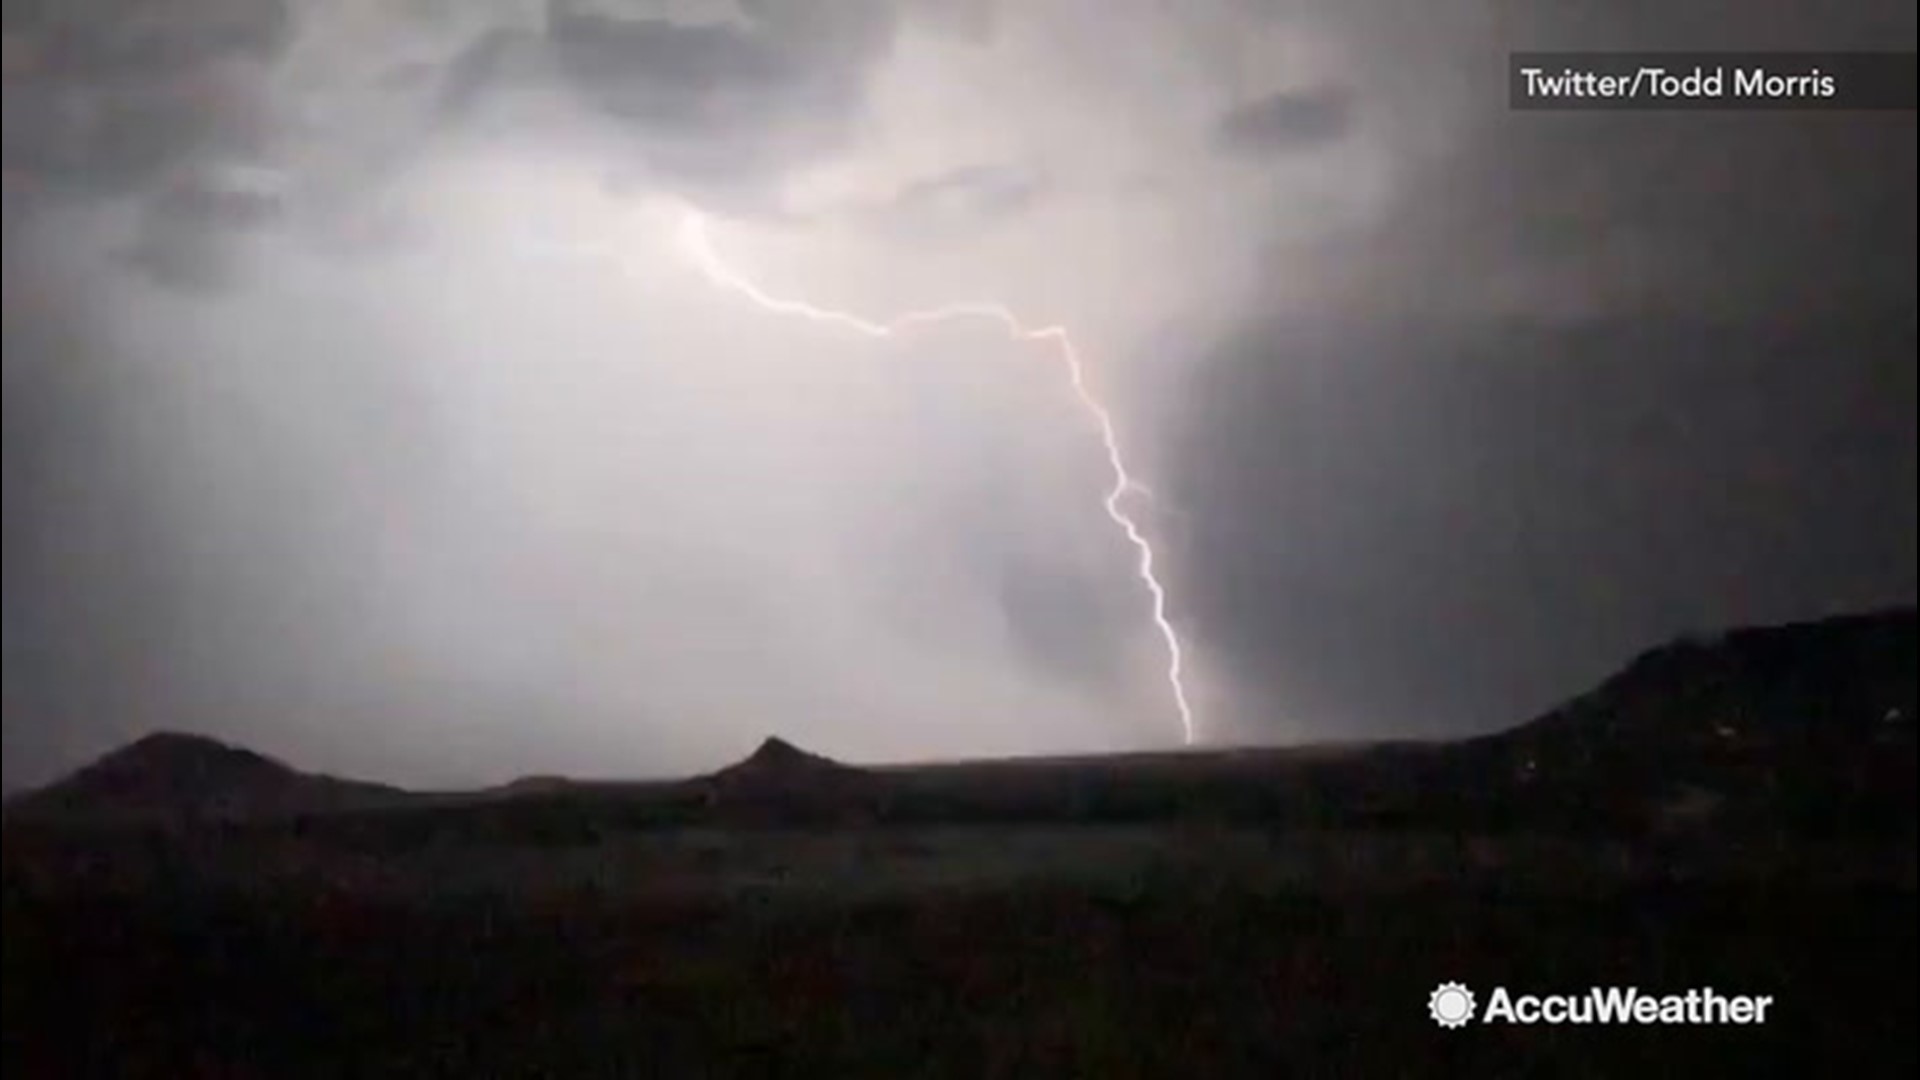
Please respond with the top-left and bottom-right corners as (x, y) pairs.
(1429, 982), (1775, 1028)
(1429, 983), (1478, 1028)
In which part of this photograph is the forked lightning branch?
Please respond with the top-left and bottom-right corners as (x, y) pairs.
(506, 199), (1202, 746)
(675, 211), (1199, 747)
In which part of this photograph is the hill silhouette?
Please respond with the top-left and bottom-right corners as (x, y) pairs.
(712, 736), (853, 777)
(1502, 608), (1914, 751)
(4, 609), (1910, 835)
(4, 731), (403, 821)
(1464, 606), (1916, 837)
(701, 737), (880, 824)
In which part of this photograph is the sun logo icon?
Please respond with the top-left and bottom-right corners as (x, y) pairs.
(1429, 982), (1476, 1028)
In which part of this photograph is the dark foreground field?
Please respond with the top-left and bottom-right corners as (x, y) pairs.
(6, 878), (1913, 1077)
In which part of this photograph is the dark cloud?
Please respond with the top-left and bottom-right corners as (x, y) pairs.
(1297, 110), (1917, 324)
(5, 0), (288, 79)
(1177, 314), (1917, 742)
(118, 166), (285, 291)
(885, 164), (1043, 222)
(2, 1), (907, 254)
(3, 3), (292, 291)
(1215, 85), (1356, 156)
(1175, 4), (1916, 743)
(1, 2), (286, 194)
(549, 16), (798, 131)
(896, 0), (998, 43)
(88, 159), (290, 292)
(543, 2), (896, 187)
(435, 25), (544, 123)
(0, 75), (243, 197)
(119, 220), (231, 291)
(5, 2), (903, 227)
(148, 161), (287, 229)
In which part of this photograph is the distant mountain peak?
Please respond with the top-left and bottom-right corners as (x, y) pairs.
(125, 730), (237, 751)
(702, 736), (844, 777)
(740, 736), (818, 768)
(7, 730), (399, 820)
(102, 730), (288, 770)
(1516, 607), (1917, 748)
(500, 774), (574, 794)
(703, 737), (876, 823)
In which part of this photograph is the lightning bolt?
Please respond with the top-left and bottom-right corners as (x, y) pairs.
(675, 212), (1198, 747)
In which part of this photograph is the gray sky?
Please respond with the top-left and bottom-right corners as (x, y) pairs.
(4, 1), (1914, 788)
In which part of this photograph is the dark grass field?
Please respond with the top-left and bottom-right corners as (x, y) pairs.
(6, 878), (1913, 1077)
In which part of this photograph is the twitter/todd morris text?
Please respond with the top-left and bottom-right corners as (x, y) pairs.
(1508, 51), (1916, 111)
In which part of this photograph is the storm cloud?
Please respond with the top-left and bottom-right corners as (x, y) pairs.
(3, 1), (1913, 788)
(1215, 85), (1356, 156)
